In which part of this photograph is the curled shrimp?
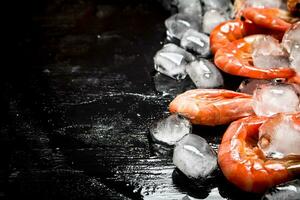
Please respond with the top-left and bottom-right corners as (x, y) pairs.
(210, 3), (299, 55)
(218, 113), (300, 193)
(242, 7), (298, 32)
(214, 34), (295, 79)
(169, 89), (254, 126)
(210, 19), (285, 55)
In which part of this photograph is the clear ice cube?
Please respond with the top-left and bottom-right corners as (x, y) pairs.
(185, 59), (224, 88)
(258, 114), (300, 159)
(290, 43), (300, 74)
(252, 35), (290, 69)
(165, 13), (201, 40)
(202, 10), (227, 34)
(150, 114), (191, 146)
(180, 29), (211, 57)
(154, 43), (195, 80)
(282, 22), (300, 54)
(237, 79), (272, 95)
(252, 83), (300, 117)
(173, 0), (202, 18)
(244, 0), (282, 8)
(173, 134), (218, 179)
(202, 0), (233, 13)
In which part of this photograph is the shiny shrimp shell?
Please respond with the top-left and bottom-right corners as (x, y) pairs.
(214, 34), (296, 79)
(169, 89), (254, 126)
(210, 19), (286, 55)
(218, 114), (300, 193)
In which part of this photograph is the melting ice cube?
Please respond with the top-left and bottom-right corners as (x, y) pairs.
(185, 59), (224, 89)
(244, 0), (282, 9)
(180, 29), (211, 57)
(237, 79), (272, 95)
(154, 43), (195, 80)
(202, 0), (233, 13)
(202, 10), (227, 34)
(290, 43), (300, 74)
(150, 114), (191, 146)
(165, 13), (201, 40)
(258, 113), (300, 159)
(173, 134), (218, 179)
(252, 83), (300, 117)
(252, 35), (290, 69)
(173, 0), (202, 18)
(282, 21), (300, 54)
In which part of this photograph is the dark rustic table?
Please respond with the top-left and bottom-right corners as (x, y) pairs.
(2, 0), (260, 199)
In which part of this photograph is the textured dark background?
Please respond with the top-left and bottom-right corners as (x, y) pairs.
(2, 0), (260, 199)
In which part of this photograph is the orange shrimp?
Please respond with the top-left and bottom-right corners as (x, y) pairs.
(210, 19), (285, 55)
(289, 75), (300, 83)
(242, 7), (296, 32)
(210, 4), (299, 55)
(214, 34), (296, 79)
(168, 89), (254, 126)
(218, 114), (300, 193)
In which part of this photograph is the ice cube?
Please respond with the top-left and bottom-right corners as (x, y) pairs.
(237, 79), (272, 95)
(185, 59), (224, 88)
(262, 179), (300, 200)
(290, 43), (300, 74)
(165, 13), (201, 40)
(173, 0), (202, 18)
(173, 134), (218, 179)
(258, 113), (300, 159)
(154, 43), (195, 80)
(252, 83), (300, 117)
(150, 114), (191, 146)
(153, 72), (196, 96)
(180, 29), (211, 57)
(202, 10), (227, 34)
(252, 35), (290, 69)
(244, 0), (282, 8)
(282, 22), (300, 54)
(202, 0), (233, 13)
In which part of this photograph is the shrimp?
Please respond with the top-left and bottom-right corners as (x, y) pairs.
(210, 3), (300, 55)
(242, 7), (298, 32)
(210, 19), (285, 55)
(218, 114), (300, 193)
(214, 34), (296, 79)
(168, 89), (254, 126)
(289, 75), (300, 83)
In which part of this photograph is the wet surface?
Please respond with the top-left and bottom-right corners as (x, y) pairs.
(3, 0), (262, 199)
